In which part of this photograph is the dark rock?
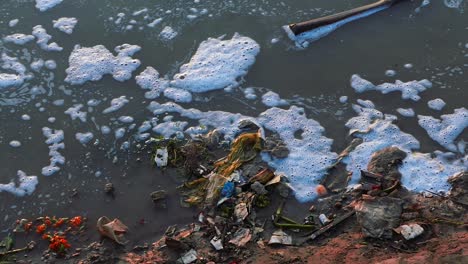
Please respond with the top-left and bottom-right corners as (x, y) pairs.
(151, 190), (168, 203)
(104, 183), (114, 194)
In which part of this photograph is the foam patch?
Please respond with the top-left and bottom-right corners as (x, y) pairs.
(102, 96), (129, 114)
(397, 108), (415, 117)
(261, 91), (288, 107)
(418, 108), (468, 152)
(171, 33), (260, 92)
(35, 0), (63, 12)
(427, 98), (446, 111)
(32, 25), (63, 52)
(3, 34), (35, 45)
(42, 127), (65, 176)
(351, 74), (432, 101)
(53, 17), (78, 34)
(65, 44), (141, 85)
(0, 170), (38, 197)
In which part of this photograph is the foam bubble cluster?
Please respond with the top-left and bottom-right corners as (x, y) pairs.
(397, 108), (415, 117)
(102, 96), (129, 114)
(163, 87), (193, 103)
(417, 108), (468, 152)
(261, 91), (288, 107)
(75, 132), (94, 144)
(351, 74), (432, 101)
(171, 33), (260, 92)
(427, 98), (446, 111)
(35, 0), (63, 11)
(32, 25), (63, 52)
(65, 44), (141, 85)
(159, 26), (178, 41)
(0, 171), (38, 197)
(42, 127), (65, 176)
(64, 104), (87, 122)
(0, 53), (29, 89)
(3, 34), (35, 45)
(344, 104), (466, 193)
(53, 17), (78, 34)
(135, 67), (170, 99)
(258, 106), (338, 202)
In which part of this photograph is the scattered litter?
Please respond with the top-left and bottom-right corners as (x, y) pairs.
(229, 228), (252, 247)
(96, 216), (129, 245)
(394, 223), (424, 240)
(154, 148), (168, 167)
(178, 249), (198, 264)
(268, 230), (292, 245)
(355, 197), (403, 238)
(210, 237), (223, 250)
(319, 214), (332, 225)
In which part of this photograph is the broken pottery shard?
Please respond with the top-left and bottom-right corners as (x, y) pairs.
(228, 228), (252, 247)
(394, 223), (424, 240)
(354, 196), (403, 238)
(155, 148), (168, 167)
(268, 230), (292, 245)
(97, 216), (129, 245)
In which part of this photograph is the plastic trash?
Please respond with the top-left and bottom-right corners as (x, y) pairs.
(268, 230), (292, 245)
(154, 147), (168, 167)
(97, 216), (129, 245)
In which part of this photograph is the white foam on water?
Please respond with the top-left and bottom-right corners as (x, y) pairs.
(132, 8), (148, 16)
(261, 91), (288, 107)
(148, 18), (163, 28)
(404, 63), (413, 69)
(44, 60), (57, 70)
(243, 87), (257, 100)
(35, 0), (63, 12)
(163, 87), (193, 103)
(101, 125), (111, 134)
(170, 33), (260, 92)
(0, 53), (29, 89)
(118, 116), (134, 123)
(30, 59), (44, 72)
(350, 74), (432, 101)
(397, 108), (415, 117)
(339, 96), (348, 103)
(65, 44), (141, 85)
(9, 140), (21, 147)
(417, 108), (468, 152)
(258, 106), (338, 202)
(152, 121), (188, 139)
(159, 26), (178, 41)
(357, 99), (375, 109)
(114, 127), (126, 139)
(0, 171), (38, 197)
(53, 17), (78, 34)
(135, 67), (169, 99)
(427, 98), (446, 111)
(343, 104), (420, 184)
(42, 127), (65, 176)
(21, 114), (31, 120)
(444, 0), (464, 9)
(32, 25), (63, 52)
(3, 34), (35, 45)
(64, 104), (87, 122)
(385, 69), (396, 77)
(344, 104), (466, 193)
(75, 132), (94, 144)
(9, 19), (19, 27)
(48, 117), (56, 123)
(284, 5), (389, 48)
(102, 96), (129, 114)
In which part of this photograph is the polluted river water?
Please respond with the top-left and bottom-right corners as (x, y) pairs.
(0, 0), (466, 259)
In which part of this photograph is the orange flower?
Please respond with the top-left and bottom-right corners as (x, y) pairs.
(54, 218), (65, 228)
(42, 234), (50, 240)
(36, 224), (46, 234)
(69, 216), (82, 227)
(48, 234), (71, 254)
(24, 222), (33, 232)
(44, 217), (52, 226)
